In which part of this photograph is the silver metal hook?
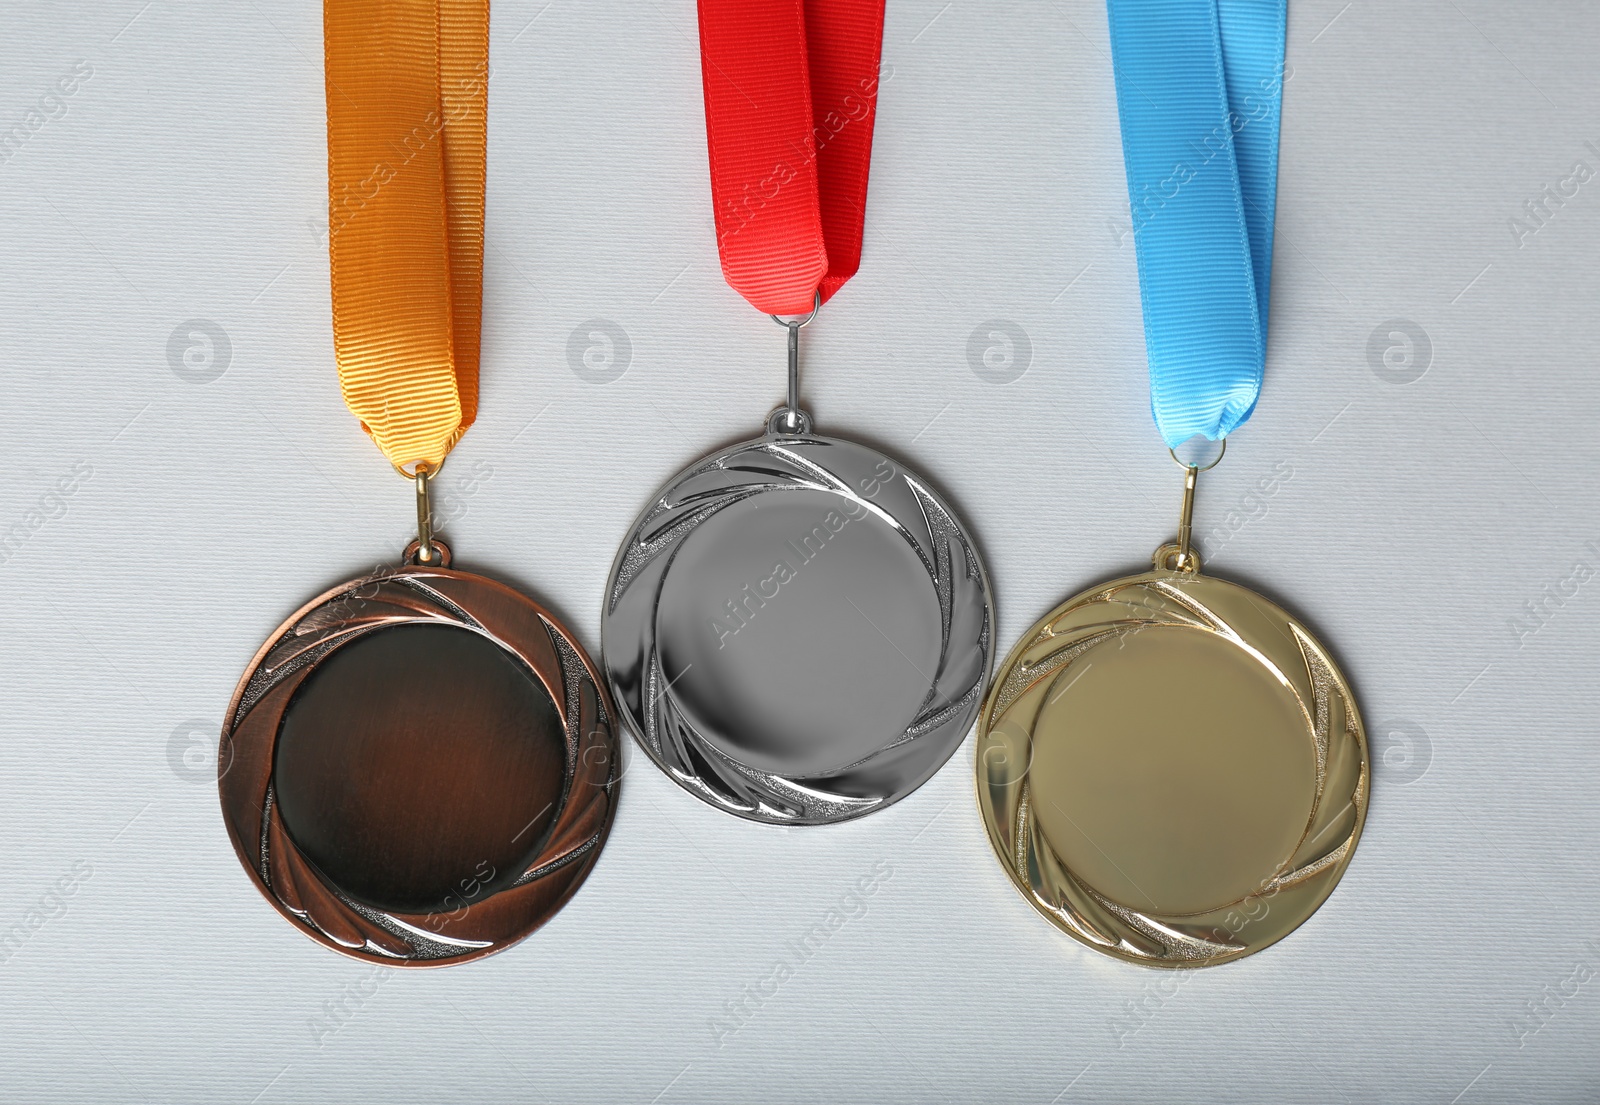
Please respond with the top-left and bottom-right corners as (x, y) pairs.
(768, 291), (821, 433)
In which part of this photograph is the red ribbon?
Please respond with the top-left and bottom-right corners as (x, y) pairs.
(696, 0), (886, 316)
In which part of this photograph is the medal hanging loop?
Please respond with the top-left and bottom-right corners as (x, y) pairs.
(414, 464), (439, 564)
(768, 290), (821, 434)
(1173, 463), (1199, 572)
(324, 0), (488, 477)
(402, 462), (453, 567)
(1154, 439), (1225, 572)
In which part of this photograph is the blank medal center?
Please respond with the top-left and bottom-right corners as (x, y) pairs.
(656, 489), (941, 778)
(1029, 625), (1316, 917)
(273, 622), (566, 915)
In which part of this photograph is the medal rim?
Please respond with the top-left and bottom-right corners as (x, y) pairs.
(975, 565), (1369, 968)
(218, 560), (619, 967)
(602, 426), (996, 827)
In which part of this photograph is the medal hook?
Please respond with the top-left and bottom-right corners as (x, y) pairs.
(414, 463), (439, 565)
(1175, 462), (1199, 570)
(1155, 439), (1225, 573)
(767, 291), (821, 435)
(396, 459), (452, 566)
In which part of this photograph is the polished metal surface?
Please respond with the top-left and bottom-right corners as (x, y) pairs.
(605, 423), (993, 824)
(219, 550), (618, 966)
(976, 559), (1368, 967)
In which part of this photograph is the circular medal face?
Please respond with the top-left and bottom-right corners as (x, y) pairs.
(605, 429), (993, 824)
(977, 567), (1368, 967)
(219, 557), (617, 966)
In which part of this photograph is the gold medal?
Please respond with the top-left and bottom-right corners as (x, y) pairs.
(979, 0), (1371, 967)
(977, 454), (1368, 967)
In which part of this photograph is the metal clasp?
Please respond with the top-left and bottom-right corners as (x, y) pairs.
(1154, 439), (1225, 573)
(414, 462), (440, 564)
(766, 290), (821, 435)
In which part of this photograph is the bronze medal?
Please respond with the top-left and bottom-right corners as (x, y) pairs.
(218, 0), (616, 963)
(220, 546), (616, 965)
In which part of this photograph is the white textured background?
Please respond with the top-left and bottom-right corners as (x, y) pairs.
(2, 1), (1598, 1101)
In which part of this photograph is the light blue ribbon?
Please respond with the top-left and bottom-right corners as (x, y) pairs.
(1105, 0), (1286, 447)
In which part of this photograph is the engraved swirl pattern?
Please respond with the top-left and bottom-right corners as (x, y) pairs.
(219, 567), (617, 965)
(605, 433), (993, 825)
(977, 571), (1368, 967)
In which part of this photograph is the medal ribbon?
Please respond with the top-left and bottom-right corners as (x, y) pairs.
(324, 0), (487, 472)
(1106, 0), (1286, 447)
(697, 0), (886, 316)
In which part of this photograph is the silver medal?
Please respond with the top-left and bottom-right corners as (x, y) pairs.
(604, 404), (993, 825)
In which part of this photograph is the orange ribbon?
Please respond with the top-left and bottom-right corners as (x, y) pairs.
(324, 0), (487, 473)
